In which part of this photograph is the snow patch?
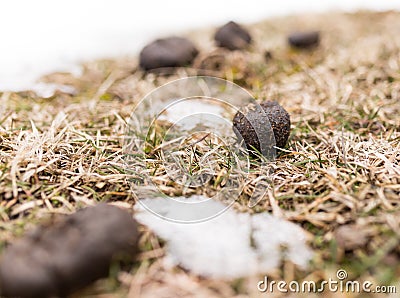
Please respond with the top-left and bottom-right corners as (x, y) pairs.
(30, 83), (77, 98)
(158, 99), (227, 131)
(2, 1), (400, 91)
(134, 196), (313, 278)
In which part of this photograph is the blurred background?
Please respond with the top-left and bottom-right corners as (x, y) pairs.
(1, 0), (400, 91)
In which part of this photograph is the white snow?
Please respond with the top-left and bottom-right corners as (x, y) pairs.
(134, 196), (313, 278)
(158, 98), (227, 131)
(1, 0), (400, 92)
(29, 83), (77, 98)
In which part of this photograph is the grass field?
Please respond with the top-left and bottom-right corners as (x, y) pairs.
(0, 11), (399, 298)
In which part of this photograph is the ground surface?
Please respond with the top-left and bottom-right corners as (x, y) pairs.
(0, 11), (399, 298)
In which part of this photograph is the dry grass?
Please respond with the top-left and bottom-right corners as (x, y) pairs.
(1, 10), (400, 298)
